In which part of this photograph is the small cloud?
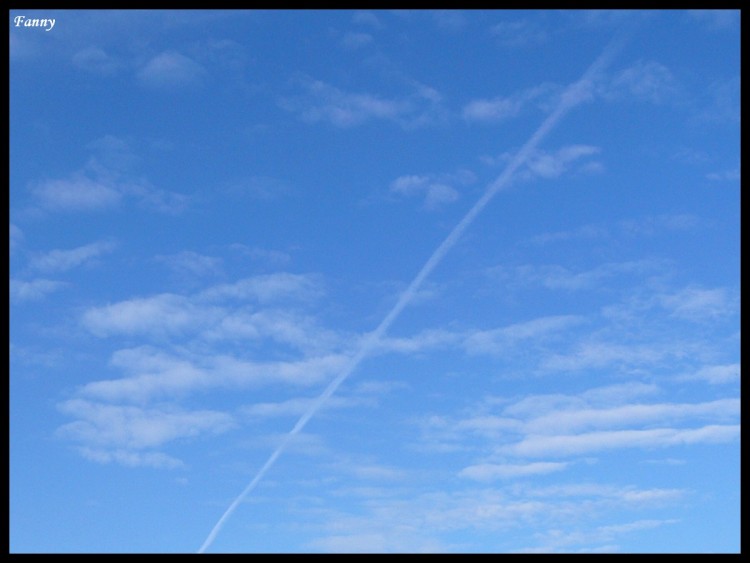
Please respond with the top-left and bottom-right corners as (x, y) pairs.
(462, 96), (523, 122)
(10, 223), (23, 252)
(28, 136), (189, 215)
(82, 293), (220, 338)
(687, 9), (739, 31)
(137, 51), (206, 89)
(459, 461), (568, 481)
(279, 76), (444, 129)
(280, 78), (405, 128)
(58, 400), (235, 467)
(430, 10), (467, 31)
(682, 363), (740, 385)
(341, 32), (373, 50)
(225, 175), (291, 201)
(30, 240), (116, 273)
(524, 145), (601, 179)
(352, 10), (383, 29)
(10, 278), (66, 302)
(390, 170), (474, 210)
(155, 250), (222, 278)
(72, 47), (119, 75)
(78, 447), (184, 469)
(31, 174), (122, 212)
(199, 273), (323, 304)
(706, 168), (740, 182)
(602, 60), (679, 104)
(491, 20), (548, 47)
(462, 83), (557, 123)
(229, 244), (291, 266)
(659, 286), (736, 320)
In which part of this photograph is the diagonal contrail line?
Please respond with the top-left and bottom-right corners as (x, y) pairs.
(198, 33), (627, 554)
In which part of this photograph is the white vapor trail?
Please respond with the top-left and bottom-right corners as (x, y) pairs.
(198, 34), (627, 553)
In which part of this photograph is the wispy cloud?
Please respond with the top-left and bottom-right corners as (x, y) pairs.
(507, 424), (739, 458)
(527, 213), (701, 246)
(30, 240), (116, 273)
(155, 250), (223, 278)
(687, 9), (740, 31)
(72, 46), (120, 75)
(680, 363), (740, 385)
(488, 259), (659, 292)
(464, 315), (584, 356)
(10, 278), (66, 302)
(198, 272), (323, 304)
(490, 19), (549, 48)
(482, 144), (602, 181)
(421, 381), (739, 467)
(28, 135), (188, 214)
(352, 10), (383, 29)
(658, 286), (737, 321)
(279, 76), (444, 128)
(462, 83), (556, 123)
(78, 447), (184, 469)
(137, 50), (206, 89)
(31, 174), (122, 212)
(57, 399), (235, 468)
(705, 167), (740, 182)
(9, 223), (23, 252)
(600, 60), (679, 104)
(459, 461), (568, 481)
(389, 170), (476, 210)
(82, 293), (222, 338)
(341, 32), (373, 50)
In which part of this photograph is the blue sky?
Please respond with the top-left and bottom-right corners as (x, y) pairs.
(9, 9), (740, 553)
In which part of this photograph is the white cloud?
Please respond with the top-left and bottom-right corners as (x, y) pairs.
(57, 399), (235, 450)
(30, 240), (116, 273)
(78, 447), (184, 469)
(241, 395), (360, 419)
(507, 424), (740, 457)
(491, 20), (548, 47)
(155, 250), (222, 277)
(10, 223), (23, 252)
(225, 175), (291, 201)
(279, 77), (444, 129)
(72, 46), (119, 75)
(524, 399), (739, 435)
(341, 32), (373, 50)
(687, 10), (739, 31)
(462, 96), (523, 122)
(682, 363), (739, 385)
(462, 82), (560, 124)
(137, 51), (206, 89)
(464, 315), (584, 356)
(198, 272), (323, 304)
(489, 259), (658, 293)
(602, 60), (679, 104)
(28, 136), (188, 214)
(82, 293), (221, 338)
(706, 168), (740, 182)
(659, 286), (736, 320)
(390, 169), (474, 210)
(31, 174), (122, 211)
(430, 10), (467, 31)
(10, 278), (66, 302)
(524, 145), (601, 179)
(459, 461), (568, 481)
(79, 347), (348, 403)
(352, 10), (383, 29)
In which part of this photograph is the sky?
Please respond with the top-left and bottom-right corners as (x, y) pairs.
(8, 9), (740, 554)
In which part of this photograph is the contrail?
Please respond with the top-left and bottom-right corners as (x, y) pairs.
(198, 33), (627, 554)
